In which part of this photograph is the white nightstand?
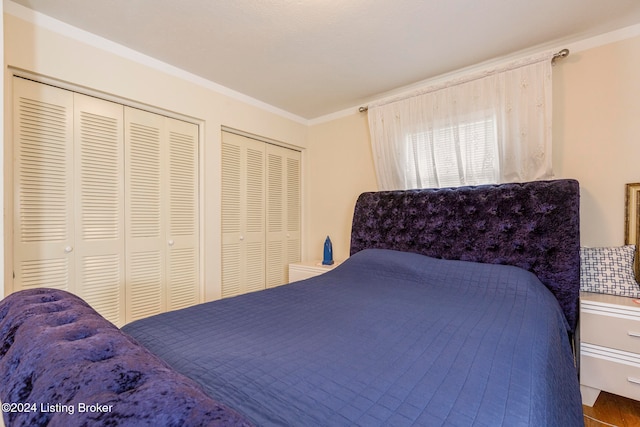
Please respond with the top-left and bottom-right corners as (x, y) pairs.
(580, 291), (640, 406)
(288, 260), (342, 283)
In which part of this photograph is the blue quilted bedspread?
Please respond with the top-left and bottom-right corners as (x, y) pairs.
(122, 249), (583, 426)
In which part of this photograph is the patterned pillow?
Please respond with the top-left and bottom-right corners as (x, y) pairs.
(580, 245), (640, 297)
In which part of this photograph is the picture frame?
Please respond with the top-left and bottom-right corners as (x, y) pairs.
(625, 183), (640, 281)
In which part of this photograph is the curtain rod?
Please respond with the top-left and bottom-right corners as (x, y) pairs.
(358, 48), (570, 113)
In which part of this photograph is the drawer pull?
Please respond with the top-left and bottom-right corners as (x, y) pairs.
(628, 377), (640, 385)
(628, 331), (640, 338)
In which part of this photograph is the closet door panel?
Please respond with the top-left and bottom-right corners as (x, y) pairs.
(266, 144), (301, 288)
(125, 107), (165, 321)
(74, 94), (125, 325)
(266, 150), (284, 287)
(221, 132), (265, 297)
(221, 140), (242, 297)
(166, 118), (200, 310)
(286, 153), (302, 268)
(244, 145), (267, 293)
(13, 78), (75, 292)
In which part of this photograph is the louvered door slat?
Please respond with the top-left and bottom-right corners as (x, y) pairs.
(266, 240), (284, 287)
(222, 143), (241, 233)
(221, 243), (241, 298)
(247, 148), (266, 233)
(246, 242), (266, 292)
(168, 247), (198, 308)
(79, 253), (122, 320)
(13, 78), (75, 292)
(129, 251), (163, 319)
(129, 122), (162, 238)
(287, 157), (301, 233)
(267, 153), (283, 233)
(20, 259), (69, 290)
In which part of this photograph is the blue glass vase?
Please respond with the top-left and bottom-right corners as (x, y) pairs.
(322, 236), (334, 265)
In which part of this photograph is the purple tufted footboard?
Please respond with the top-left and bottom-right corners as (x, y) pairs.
(0, 288), (252, 427)
(350, 179), (581, 331)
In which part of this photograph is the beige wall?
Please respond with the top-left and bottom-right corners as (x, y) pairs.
(3, 11), (308, 300)
(306, 113), (377, 261)
(307, 32), (640, 256)
(554, 33), (640, 246)
(5, 5), (640, 299)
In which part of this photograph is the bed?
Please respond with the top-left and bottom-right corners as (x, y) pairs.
(121, 179), (583, 426)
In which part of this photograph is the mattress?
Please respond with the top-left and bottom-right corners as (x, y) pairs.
(122, 248), (583, 426)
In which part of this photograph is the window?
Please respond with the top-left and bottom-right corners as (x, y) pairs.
(368, 57), (552, 191)
(405, 117), (498, 189)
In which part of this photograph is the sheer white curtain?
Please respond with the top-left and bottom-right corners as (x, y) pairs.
(368, 55), (553, 190)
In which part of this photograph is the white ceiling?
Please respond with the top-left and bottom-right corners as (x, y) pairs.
(9, 0), (640, 120)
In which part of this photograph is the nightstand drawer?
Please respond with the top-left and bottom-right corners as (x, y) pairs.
(581, 311), (640, 353)
(581, 344), (640, 401)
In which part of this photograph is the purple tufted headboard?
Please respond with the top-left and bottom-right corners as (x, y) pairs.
(350, 179), (581, 332)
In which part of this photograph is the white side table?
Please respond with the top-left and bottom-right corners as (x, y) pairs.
(580, 291), (640, 406)
(288, 260), (342, 283)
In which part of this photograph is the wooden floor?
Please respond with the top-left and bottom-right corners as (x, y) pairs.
(584, 392), (640, 427)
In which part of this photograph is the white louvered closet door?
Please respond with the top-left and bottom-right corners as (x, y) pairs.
(125, 107), (166, 321)
(266, 144), (301, 288)
(166, 118), (200, 311)
(221, 132), (265, 297)
(13, 78), (75, 293)
(13, 78), (200, 326)
(125, 107), (200, 320)
(74, 94), (126, 325)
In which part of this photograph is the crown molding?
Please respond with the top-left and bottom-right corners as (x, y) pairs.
(4, 0), (309, 125)
(310, 22), (640, 126)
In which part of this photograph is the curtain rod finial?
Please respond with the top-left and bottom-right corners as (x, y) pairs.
(552, 48), (570, 65)
(359, 106), (368, 113)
